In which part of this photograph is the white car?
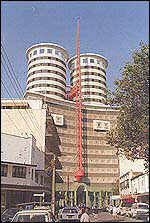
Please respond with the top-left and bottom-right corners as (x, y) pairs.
(11, 209), (54, 222)
(58, 207), (80, 222)
(130, 203), (149, 219)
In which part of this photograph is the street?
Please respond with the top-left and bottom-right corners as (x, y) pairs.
(89, 212), (147, 222)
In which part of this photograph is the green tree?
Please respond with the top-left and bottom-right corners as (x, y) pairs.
(105, 42), (149, 167)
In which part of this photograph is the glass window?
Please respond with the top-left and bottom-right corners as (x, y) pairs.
(33, 50), (37, 55)
(40, 175), (44, 185)
(97, 60), (100, 64)
(35, 172), (38, 183)
(90, 59), (94, 63)
(61, 52), (65, 60)
(40, 49), (45, 54)
(12, 166), (26, 178)
(55, 50), (60, 55)
(1, 164), (8, 177)
(30, 53), (32, 58)
(72, 63), (75, 69)
(47, 49), (52, 54)
(31, 169), (34, 180)
(83, 58), (88, 63)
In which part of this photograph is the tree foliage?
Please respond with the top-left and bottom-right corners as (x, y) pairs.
(105, 42), (149, 167)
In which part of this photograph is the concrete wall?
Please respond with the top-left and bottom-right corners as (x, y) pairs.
(1, 133), (32, 164)
(131, 173), (149, 194)
(1, 108), (46, 152)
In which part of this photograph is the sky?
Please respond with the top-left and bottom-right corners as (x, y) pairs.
(1, 1), (149, 98)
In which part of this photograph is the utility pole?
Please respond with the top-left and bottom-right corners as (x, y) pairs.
(51, 154), (56, 215)
(67, 175), (69, 205)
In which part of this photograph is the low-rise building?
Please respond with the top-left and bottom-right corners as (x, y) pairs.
(1, 133), (50, 210)
(131, 172), (149, 204)
(120, 171), (142, 203)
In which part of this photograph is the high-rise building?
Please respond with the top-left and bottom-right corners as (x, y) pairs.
(26, 43), (69, 100)
(2, 42), (120, 208)
(24, 42), (119, 207)
(68, 53), (108, 104)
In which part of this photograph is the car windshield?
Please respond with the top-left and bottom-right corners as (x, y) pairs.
(12, 213), (49, 222)
(62, 209), (78, 214)
(2, 208), (18, 216)
(138, 205), (149, 209)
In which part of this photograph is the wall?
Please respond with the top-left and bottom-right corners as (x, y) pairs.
(1, 133), (32, 164)
(45, 96), (119, 194)
(1, 107), (46, 152)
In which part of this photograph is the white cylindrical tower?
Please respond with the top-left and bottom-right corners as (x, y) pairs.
(68, 53), (108, 104)
(26, 43), (69, 100)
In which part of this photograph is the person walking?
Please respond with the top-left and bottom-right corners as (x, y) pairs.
(80, 207), (90, 222)
(112, 206), (117, 219)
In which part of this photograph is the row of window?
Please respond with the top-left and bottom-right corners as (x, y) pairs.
(28, 56), (66, 66)
(71, 59), (106, 69)
(120, 180), (129, 190)
(83, 85), (106, 91)
(27, 76), (66, 86)
(27, 83), (66, 92)
(28, 62), (66, 72)
(83, 92), (106, 97)
(71, 71), (106, 82)
(71, 65), (106, 75)
(28, 62), (66, 73)
(83, 98), (103, 103)
(2, 106), (29, 109)
(71, 78), (106, 86)
(1, 164), (26, 178)
(27, 69), (66, 79)
(1, 164), (44, 185)
(38, 91), (65, 98)
(29, 48), (66, 60)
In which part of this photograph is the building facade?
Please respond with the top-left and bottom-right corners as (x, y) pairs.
(1, 133), (50, 210)
(131, 172), (149, 204)
(68, 53), (108, 104)
(25, 43), (69, 100)
(1, 42), (121, 208)
(25, 91), (119, 208)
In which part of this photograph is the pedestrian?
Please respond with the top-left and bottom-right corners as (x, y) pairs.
(112, 206), (117, 219)
(80, 207), (90, 222)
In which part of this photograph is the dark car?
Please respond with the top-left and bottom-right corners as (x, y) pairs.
(1, 208), (19, 222)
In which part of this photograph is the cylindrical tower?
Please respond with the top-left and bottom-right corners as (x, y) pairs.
(68, 53), (108, 104)
(26, 43), (69, 100)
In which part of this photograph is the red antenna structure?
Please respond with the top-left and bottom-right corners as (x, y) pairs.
(68, 17), (84, 182)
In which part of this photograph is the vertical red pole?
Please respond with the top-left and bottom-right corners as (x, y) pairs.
(74, 17), (84, 182)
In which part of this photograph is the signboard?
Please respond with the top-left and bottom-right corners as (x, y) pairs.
(93, 120), (110, 131)
(51, 114), (64, 126)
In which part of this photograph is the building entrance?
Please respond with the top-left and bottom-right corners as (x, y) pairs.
(76, 185), (86, 207)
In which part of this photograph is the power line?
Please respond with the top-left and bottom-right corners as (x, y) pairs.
(1, 48), (46, 144)
(2, 79), (44, 151)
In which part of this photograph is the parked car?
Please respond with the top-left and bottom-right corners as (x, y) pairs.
(1, 208), (19, 222)
(11, 207), (55, 222)
(130, 202), (149, 219)
(140, 211), (149, 221)
(58, 207), (80, 222)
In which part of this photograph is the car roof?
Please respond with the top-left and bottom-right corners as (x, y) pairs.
(135, 203), (149, 205)
(15, 210), (50, 214)
(62, 207), (78, 209)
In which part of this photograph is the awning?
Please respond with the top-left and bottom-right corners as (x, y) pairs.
(137, 192), (149, 197)
(120, 194), (134, 200)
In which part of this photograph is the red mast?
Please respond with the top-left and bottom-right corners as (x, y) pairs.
(69, 17), (84, 182)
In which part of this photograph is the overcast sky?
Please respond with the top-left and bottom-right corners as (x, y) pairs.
(1, 1), (149, 98)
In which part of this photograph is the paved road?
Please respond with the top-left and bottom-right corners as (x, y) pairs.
(89, 212), (147, 222)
